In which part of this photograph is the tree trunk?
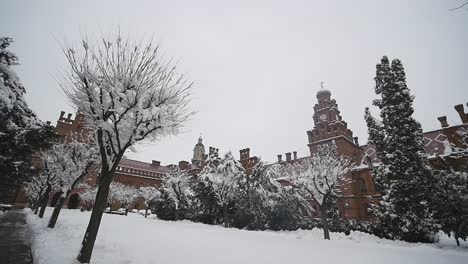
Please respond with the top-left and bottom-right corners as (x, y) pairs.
(32, 200), (39, 214)
(38, 186), (51, 218)
(76, 171), (113, 263)
(145, 207), (148, 218)
(456, 220), (467, 247)
(223, 203), (228, 228)
(48, 195), (66, 228)
(320, 206), (330, 240)
(174, 208), (179, 221)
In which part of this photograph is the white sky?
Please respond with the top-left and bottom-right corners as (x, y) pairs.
(2, 0), (468, 165)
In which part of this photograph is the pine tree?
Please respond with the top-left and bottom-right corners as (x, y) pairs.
(365, 56), (438, 242)
(190, 151), (222, 224)
(0, 37), (56, 188)
(432, 157), (468, 246)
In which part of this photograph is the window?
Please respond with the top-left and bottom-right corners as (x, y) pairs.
(358, 177), (367, 193)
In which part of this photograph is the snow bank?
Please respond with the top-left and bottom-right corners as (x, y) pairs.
(26, 208), (468, 264)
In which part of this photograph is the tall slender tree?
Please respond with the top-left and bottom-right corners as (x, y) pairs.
(365, 56), (438, 242)
(61, 33), (193, 263)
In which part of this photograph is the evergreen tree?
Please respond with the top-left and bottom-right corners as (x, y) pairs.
(233, 161), (283, 230)
(432, 157), (468, 246)
(0, 37), (56, 189)
(199, 151), (245, 228)
(365, 56), (438, 242)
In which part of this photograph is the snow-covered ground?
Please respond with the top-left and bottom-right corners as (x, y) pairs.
(26, 208), (468, 264)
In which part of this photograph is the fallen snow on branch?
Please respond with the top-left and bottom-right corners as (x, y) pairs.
(26, 208), (468, 264)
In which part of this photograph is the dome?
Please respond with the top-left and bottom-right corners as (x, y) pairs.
(316, 89), (331, 99)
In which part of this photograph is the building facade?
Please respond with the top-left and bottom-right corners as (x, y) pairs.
(275, 89), (467, 220)
(15, 93), (468, 220)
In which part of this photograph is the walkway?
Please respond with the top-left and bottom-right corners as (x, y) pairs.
(0, 210), (32, 264)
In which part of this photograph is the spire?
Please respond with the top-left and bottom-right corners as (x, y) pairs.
(316, 81), (331, 99)
(192, 136), (206, 166)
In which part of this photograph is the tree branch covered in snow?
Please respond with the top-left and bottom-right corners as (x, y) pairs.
(160, 166), (192, 212)
(60, 33), (194, 263)
(60, 35), (193, 171)
(107, 182), (138, 207)
(287, 143), (352, 239)
(290, 144), (351, 207)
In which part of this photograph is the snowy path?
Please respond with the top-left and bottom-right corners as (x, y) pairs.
(26, 208), (468, 264)
(0, 210), (33, 264)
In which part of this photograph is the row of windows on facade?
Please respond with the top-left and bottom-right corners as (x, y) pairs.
(116, 166), (165, 178)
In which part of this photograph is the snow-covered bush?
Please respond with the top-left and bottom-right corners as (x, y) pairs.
(138, 186), (161, 218)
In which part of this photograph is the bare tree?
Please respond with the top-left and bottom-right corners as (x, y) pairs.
(25, 173), (48, 214)
(139, 186), (161, 218)
(80, 185), (97, 211)
(60, 33), (193, 263)
(107, 181), (138, 214)
(289, 143), (352, 240)
(36, 152), (59, 218)
(47, 139), (98, 228)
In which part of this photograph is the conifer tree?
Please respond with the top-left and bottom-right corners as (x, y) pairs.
(432, 157), (468, 246)
(365, 56), (438, 242)
(0, 37), (56, 188)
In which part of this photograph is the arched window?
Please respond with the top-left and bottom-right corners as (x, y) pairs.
(358, 177), (367, 193)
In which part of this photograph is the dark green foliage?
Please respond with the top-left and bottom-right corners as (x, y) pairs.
(365, 56), (438, 242)
(432, 157), (468, 246)
(0, 37), (58, 188)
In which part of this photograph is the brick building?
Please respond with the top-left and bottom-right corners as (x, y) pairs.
(274, 89), (467, 220)
(275, 89), (379, 220)
(15, 93), (467, 219)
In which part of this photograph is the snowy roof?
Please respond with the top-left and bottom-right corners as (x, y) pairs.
(118, 158), (169, 174)
(360, 128), (457, 163)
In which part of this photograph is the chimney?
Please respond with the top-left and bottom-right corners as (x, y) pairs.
(455, 104), (468, 124)
(437, 116), (449, 128)
(152, 160), (161, 167)
(353, 137), (359, 145)
(285, 152), (292, 162)
(178, 160), (189, 170)
(277, 154), (282, 163)
(240, 148), (251, 161)
(293, 151), (297, 160)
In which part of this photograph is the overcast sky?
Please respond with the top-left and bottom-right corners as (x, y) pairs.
(3, 0), (468, 165)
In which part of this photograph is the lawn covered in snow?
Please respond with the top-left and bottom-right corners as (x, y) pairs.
(26, 208), (468, 264)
